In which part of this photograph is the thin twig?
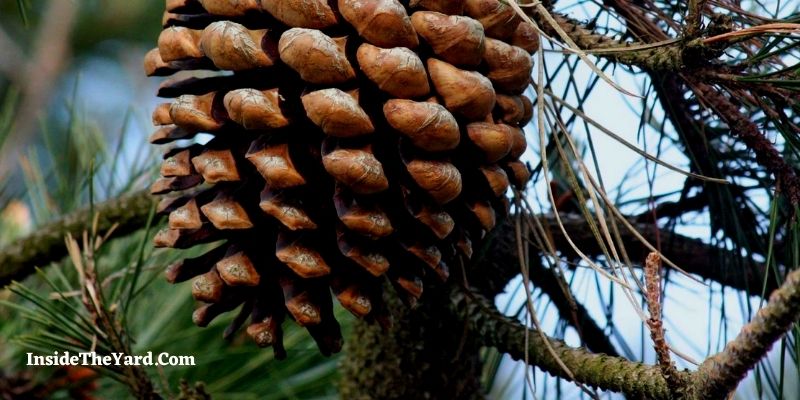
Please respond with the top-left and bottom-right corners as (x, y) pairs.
(645, 252), (689, 391)
(685, 0), (709, 38)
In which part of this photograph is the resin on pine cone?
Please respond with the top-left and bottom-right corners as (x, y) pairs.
(147, 0), (537, 358)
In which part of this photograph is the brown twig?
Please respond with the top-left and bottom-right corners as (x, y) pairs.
(703, 23), (800, 44)
(65, 230), (161, 399)
(684, 0), (709, 38)
(645, 252), (688, 393)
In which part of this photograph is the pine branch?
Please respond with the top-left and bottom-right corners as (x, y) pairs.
(458, 267), (800, 398)
(552, 0), (800, 206)
(635, 194), (708, 223)
(692, 267), (800, 399)
(474, 216), (776, 297)
(649, 73), (771, 254)
(452, 285), (684, 399)
(521, 5), (719, 71)
(0, 189), (156, 287)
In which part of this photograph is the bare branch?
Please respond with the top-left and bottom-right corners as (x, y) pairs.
(460, 262), (800, 398)
(533, 216), (776, 294)
(693, 267), (800, 399)
(452, 285), (683, 399)
(519, 5), (716, 71)
(0, 190), (156, 287)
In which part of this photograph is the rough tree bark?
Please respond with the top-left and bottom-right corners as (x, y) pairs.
(339, 283), (485, 399)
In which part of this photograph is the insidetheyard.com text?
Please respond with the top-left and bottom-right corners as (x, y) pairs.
(27, 351), (195, 367)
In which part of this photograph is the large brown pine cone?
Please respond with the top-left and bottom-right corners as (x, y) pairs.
(145, 0), (537, 358)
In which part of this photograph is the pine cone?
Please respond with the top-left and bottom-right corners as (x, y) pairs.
(146, 0), (536, 358)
